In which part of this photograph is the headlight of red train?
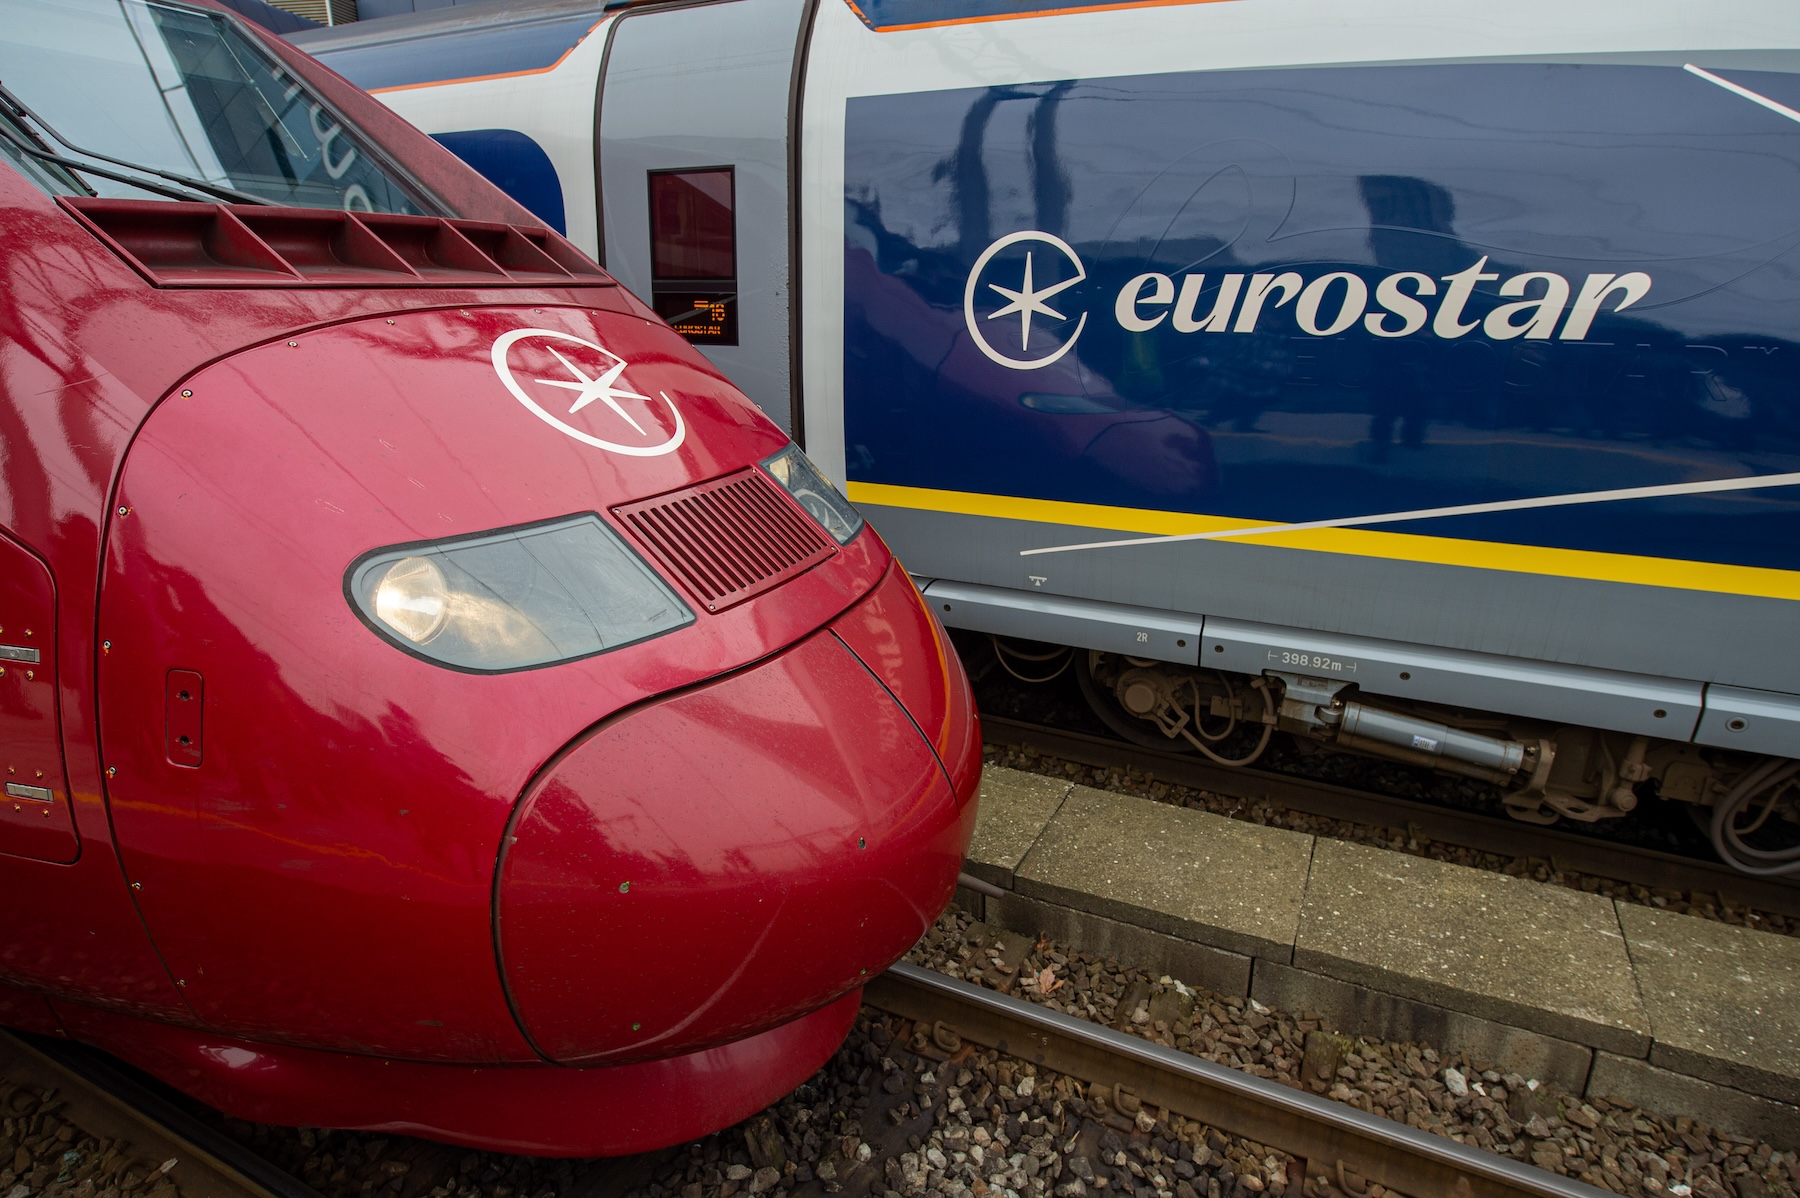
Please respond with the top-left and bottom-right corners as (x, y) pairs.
(347, 515), (696, 672)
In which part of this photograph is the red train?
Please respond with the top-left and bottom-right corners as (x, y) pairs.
(0, 0), (979, 1155)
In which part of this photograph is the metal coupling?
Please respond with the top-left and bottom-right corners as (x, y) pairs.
(1337, 703), (1527, 783)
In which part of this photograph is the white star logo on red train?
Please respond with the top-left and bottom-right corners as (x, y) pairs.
(491, 328), (686, 456)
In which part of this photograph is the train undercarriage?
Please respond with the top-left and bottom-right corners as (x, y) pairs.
(992, 640), (1800, 878)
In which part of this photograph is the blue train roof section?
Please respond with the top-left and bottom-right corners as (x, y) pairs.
(842, 0), (1229, 33)
(431, 130), (566, 234)
(295, 4), (602, 91)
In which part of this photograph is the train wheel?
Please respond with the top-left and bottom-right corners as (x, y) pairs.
(1078, 651), (1276, 767)
(1075, 650), (1199, 751)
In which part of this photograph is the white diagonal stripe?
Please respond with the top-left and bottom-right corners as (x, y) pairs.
(1684, 63), (1800, 126)
(1019, 472), (1800, 557)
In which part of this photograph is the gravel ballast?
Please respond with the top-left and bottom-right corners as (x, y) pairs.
(0, 1080), (184, 1198)
(904, 906), (1800, 1198)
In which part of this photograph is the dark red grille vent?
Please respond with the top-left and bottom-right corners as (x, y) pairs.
(615, 470), (836, 612)
(58, 197), (611, 289)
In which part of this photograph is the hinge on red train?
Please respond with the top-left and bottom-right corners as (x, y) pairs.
(164, 669), (204, 767)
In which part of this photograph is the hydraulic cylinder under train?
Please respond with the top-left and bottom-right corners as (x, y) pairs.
(1333, 702), (1527, 784)
(1272, 671), (1537, 786)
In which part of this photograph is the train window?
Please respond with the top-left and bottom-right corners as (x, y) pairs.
(648, 167), (737, 346)
(0, 0), (438, 215)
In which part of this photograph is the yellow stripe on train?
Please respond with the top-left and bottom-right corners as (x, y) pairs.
(846, 481), (1800, 603)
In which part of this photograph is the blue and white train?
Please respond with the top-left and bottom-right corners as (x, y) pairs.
(297, 0), (1800, 873)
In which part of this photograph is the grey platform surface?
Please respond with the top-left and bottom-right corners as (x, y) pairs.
(965, 765), (1800, 1143)
(1618, 903), (1800, 1106)
(1295, 839), (1649, 1057)
(1012, 784), (1314, 961)
(964, 770), (1072, 887)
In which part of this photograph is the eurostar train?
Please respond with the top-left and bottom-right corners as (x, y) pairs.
(295, 0), (1800, 874)
(0, 0), (979, 1156)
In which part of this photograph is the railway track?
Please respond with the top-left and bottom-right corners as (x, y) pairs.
(866, 962), (1602, 1198)
(0, 967), (1762, 1198)
(0, 1029), (321, 1198)
(983, 715), (1800, 921)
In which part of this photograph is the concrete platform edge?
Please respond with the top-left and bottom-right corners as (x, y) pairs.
(963, 886), (1796, 1148)
(1588, 1053), (1800, 1151)
(1250, 958), (1595, 1094)
(987, 890), (1253, 999)
(1009, 874), (1295, 964)
(1289, 944), (1652, 1060)
(1648, 1042), (1800, 1111)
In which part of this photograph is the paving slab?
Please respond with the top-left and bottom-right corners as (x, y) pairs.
(1250, 959), (1594, 1093)
(1014, 785), (1314, 961)
(1588, 1053), (1800, 1151)
(1295, 839), (1649, 1056)
(964, 767), (1073, 888)
(1618, 902), (1800, 1107)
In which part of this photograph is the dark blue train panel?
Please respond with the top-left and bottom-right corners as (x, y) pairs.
(843, 61), (1800, 577)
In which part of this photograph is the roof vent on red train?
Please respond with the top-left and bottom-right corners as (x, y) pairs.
(57, 198), (611, 288)
(613, 470), (837, 613)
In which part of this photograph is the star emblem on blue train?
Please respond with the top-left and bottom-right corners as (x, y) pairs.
(986, 251), (1082, 352)
(963, 230), (1089, 371)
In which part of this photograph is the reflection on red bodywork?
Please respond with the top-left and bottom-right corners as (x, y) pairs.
(498, 630), (963, 1064)
(831, 564), (981, 806)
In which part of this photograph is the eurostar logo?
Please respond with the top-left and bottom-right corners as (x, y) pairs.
(490, 328), (686, 457)
(964, 231), (1088, 370)
(964, 230), (1657, 367)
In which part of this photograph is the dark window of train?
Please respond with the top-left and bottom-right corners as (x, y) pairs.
(648, 167), (737, 346)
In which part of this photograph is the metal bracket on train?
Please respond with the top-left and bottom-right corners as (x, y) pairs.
(1101, 657), (1649, 824)
(1509, 731), (1652, 824)
(1114, 666), (1272, 741)
(1269, 671), (1647, 823)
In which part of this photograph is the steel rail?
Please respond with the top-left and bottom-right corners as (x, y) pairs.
(868, 962), (1606, 1198)
(984, 716), (1800, 919)
(0, 1030), (323, 1198)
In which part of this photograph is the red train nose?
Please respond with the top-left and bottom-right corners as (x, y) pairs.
(495, 625), (973, 1065)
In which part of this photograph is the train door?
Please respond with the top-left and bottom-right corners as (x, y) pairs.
(597, 0), (808, 433)
(0, 532), (76, 865)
